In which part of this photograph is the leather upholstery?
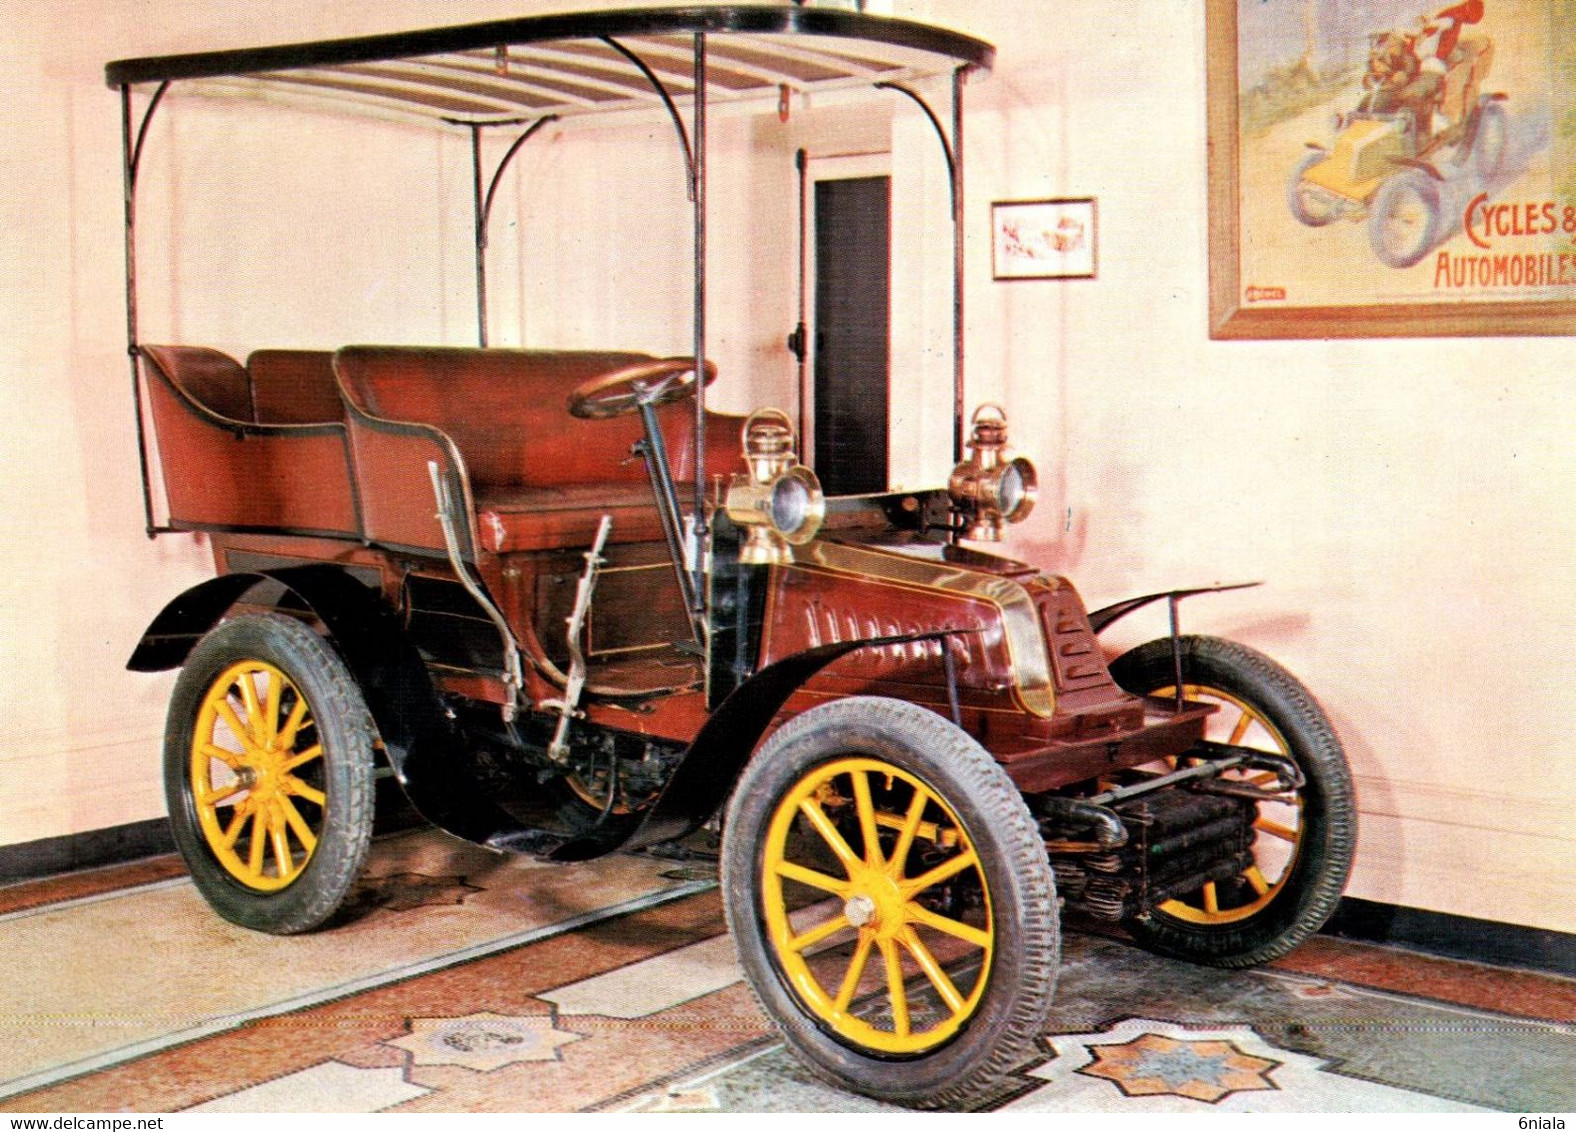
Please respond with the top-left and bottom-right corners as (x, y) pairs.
(140, 343), (750, 556)
(248, 350), (342, 424)
(334, 346), (746, 554)
(139, 345), (358, 535)
(142, 345), (254, 423)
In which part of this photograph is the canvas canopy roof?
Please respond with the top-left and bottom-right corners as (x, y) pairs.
(106, 5), (994, 127)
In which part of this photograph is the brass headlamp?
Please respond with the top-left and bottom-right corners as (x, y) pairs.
(948, 403), (1038, 541)
(724, 409), (824, 565)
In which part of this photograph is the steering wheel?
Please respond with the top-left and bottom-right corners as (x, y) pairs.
(566, 357), (717, 420)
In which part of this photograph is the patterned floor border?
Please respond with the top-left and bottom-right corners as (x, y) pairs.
(0, 876), (716, 1103)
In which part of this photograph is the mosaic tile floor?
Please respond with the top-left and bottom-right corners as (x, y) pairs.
(1, 829), (1571, 1113)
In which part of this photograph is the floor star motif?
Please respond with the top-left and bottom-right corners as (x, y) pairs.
(386, 1011), (584, 1071)
(628, 1086), (722, 1112)
(1078, 1032), (1279, 1103)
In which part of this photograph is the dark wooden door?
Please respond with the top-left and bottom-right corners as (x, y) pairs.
(813, 175), (890, 497)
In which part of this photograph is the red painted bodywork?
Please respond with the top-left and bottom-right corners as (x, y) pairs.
(149, 341), (1205, 787)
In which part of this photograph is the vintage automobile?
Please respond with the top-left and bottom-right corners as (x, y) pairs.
(108, 6), (1355, 1109)
(1287, 18), (1506, 268)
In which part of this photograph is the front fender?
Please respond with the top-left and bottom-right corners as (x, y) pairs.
(551, 630), (963, 862)
(1088, 582), (1261, 635)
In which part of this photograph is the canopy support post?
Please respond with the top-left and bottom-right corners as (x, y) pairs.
(876, 74), (968, 467)
(470, 115), (558, 347)
(470, 125), (488, 346)
(122, 81), (169, 539)
(952, 65), (967, 469)
(690, 31), (709, 624)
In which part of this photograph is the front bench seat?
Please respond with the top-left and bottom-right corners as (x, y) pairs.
(334, 345), (743, 557)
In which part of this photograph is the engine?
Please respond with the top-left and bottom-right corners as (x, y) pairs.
(1040, 787), (1259, 922)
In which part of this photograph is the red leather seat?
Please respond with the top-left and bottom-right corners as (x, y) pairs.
(334, 345), (743, 556)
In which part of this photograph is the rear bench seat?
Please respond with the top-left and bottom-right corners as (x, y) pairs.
(247, 350), (341, 424)
(138, 345), (357, 534)
(334, 345), (745, 556)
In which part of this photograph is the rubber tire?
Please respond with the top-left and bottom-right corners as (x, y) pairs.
(1109, 636), (1356, 968)
(1369, 170), (1441, 269)
(721, 697), (1058, 1110)
(1287, 149), (1339, 227)
(164, 613), (376, 934)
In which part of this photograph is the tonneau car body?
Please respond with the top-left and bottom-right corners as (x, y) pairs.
(110, 7), (1354, 1108)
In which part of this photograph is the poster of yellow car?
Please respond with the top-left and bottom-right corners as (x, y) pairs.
(1232, 0), (1576, 310)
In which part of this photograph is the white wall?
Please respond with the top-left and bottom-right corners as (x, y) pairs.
(2, 0), (1571, 933)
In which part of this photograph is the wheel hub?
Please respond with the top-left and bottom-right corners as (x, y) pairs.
(843, 866), (908, 941)
(843, 893), (876, 927)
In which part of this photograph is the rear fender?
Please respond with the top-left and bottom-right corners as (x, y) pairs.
(128, 565), (528, 848)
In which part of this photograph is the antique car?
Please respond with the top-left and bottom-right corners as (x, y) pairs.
(108, 6), (1355, 1109)
(1287, 17), (1505, 268)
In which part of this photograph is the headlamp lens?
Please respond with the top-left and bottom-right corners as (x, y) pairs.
(770, 474), (811, 535)
(998, 463), (1025, 517)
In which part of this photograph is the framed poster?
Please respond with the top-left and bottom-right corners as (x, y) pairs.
(1208, 0), (1576, 337)
(992, 198), (1098, 280)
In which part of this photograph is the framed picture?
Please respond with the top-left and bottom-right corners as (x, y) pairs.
(992, 198), (1098, 281)
(1208, 0), (1576, 338)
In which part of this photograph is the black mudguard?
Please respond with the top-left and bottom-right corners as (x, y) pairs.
(550, 630), (962, 862)
(1087, 582), (1261, 635)
(128, 566), (534, 851)
(132, 573), (954, 863)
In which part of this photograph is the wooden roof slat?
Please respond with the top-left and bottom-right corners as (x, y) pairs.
(107, 6), (993, 127)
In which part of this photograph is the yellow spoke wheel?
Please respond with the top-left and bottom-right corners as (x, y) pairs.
(1147, 684), (1300, 926)
(191, 659), (324, 892)
(760, 756), (993, 1055)
(1109, 635), (1355, 968)
(165, 613), (376, 935)
(722, 697), (1058, 1110)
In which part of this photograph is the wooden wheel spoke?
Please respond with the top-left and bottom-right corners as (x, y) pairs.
(900, 848), (978, 899)
(281, 745), (323, 774)
(268, 808), (293, 879)
(221, 802), (252, 848)
(1254, 816), (1299, 842)
(904, 901), (991, 950)
(879, 938), (909, 1037)
(214, 700), (256, 749)
(1244, 865), (1271, 896)
(1228, 708), (1254, 745)
(276, 696), (311, 750)
(887, 787), (930, 878)
(283, 777), (326, 807)
(1202, 881), (1220, 915)
(901, 929), (965, 1014)
(798, 797), (861, 871)
(849, 771), (882, 867)
(200, 742), (245, 770)
(262, 670), (282, 747)
(277, 794), (318, 854)
(201, 781), (245, 808)
(832, 934), (875, 1014)
(788, 912), (851, 954)
(235, 672), (263, 734)
(246, 809), (267, 877)
(773, 859), (850, 896)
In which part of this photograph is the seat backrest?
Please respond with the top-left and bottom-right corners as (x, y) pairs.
(248, 350), (342, 424)
(334, 346), (744, 492)
(141, 345), (254, 423)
